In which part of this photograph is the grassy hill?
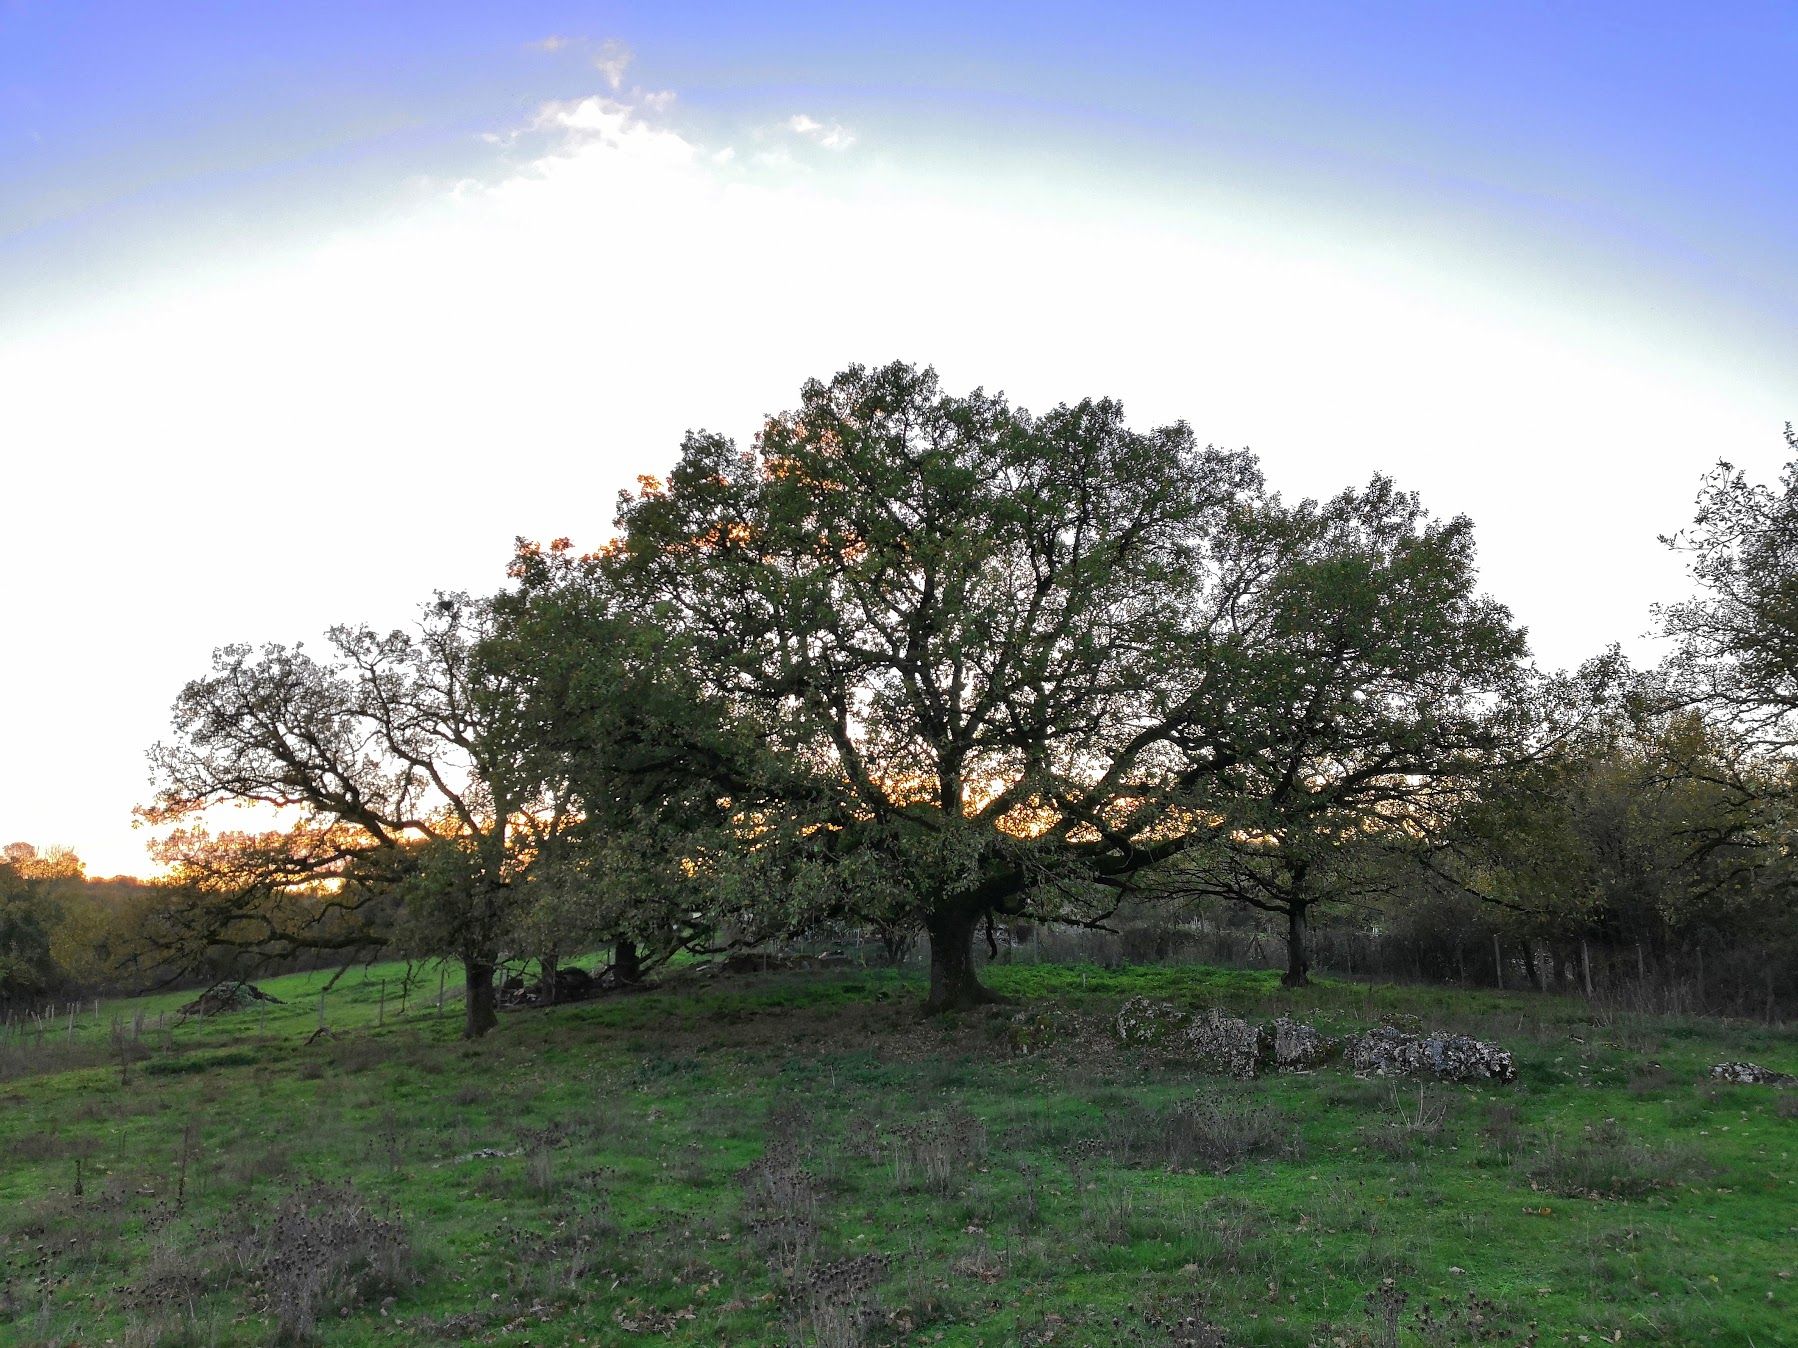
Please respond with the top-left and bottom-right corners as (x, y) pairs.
(1, 958), (1793, 1345)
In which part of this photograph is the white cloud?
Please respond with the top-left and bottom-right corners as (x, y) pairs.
(530, 35), (571, 53)
(594, 38), (632, 90)
(751, 145), (804, 173)
(785, 113), (855, 150)
(520, 95), (698, 177)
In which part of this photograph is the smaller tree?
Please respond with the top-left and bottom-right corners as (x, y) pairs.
(1443, 704), (1795, 1004)
(143, 593), (570, 1037)
(1140, 480), (1603, 986)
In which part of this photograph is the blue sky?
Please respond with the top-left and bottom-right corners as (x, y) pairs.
(5, 2), (1795, 362)
(2, 3), (1795, 872)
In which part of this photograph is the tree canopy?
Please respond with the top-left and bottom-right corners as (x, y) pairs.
(135, 361), (1726, 1026)
(142, 594), (568, 1036)
(606, 363), (1543, 999)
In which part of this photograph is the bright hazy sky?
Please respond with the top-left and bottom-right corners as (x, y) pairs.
(2, 4), (1795, 876)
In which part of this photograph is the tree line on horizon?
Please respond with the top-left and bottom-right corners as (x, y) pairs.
(6, 366), (1796, 1035)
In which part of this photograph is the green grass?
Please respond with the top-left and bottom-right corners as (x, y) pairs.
(1, 957), (1793, 1345)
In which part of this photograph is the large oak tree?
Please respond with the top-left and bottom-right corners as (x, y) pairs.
(610, 362), (1536, 1006)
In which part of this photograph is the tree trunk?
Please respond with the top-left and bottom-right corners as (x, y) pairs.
(1520, 937), (1544, 992)
(612, 937), (642, 985)
(1282, 902), (1311, 988)
(924, 904), (1006, 1013)
(541, 950), (560, 1006)
(463, 957), (497, 1039)
(879, 926), (913, 967)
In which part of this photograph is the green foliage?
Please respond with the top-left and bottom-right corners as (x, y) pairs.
(0, 859), (61, 1005)
(0, 844), (89, 1006)
(485, 541), (781, 964)
(1660, 424), (1798, 751)
(610, 364), (1272, 993)
(140, 593), (584, 1034)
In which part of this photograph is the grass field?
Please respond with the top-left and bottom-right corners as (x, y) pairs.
(1, 957), (1793, 1346)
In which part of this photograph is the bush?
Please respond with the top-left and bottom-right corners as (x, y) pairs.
(246, 1180), (417, 1344)
(1522, 1120), (1710, 1200)
(888, 1106), (987, 1196)
(1109, 1091), (1298, 1174)
(1480, 1103), (1524, 1164)
(1361, 1085), (1453, 1159)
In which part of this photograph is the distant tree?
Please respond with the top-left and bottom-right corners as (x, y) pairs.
(47, 875), (159, 993)
(1655, 430), (1798, 835)
(0, 844), (84, 1006)
(142, 593), (570, 1037)
(1434, 707), (1793, 1007)
(1647, 428), (1798, 1000)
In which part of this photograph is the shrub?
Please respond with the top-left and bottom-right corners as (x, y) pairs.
(1361, 1085), (1453, 1159)
(888, 1106), (986, 1196)
(1625, 1062), (1673, 1095)
(740, 1137), (821, 1275)
(1109, 1091), (1298, 1174)
(1480, 1102), (1524, 1164)
(245, 1180), (417, 1344)
(1323, 1285), (1539, 1347)
(1522, 1120), (1710, 1199)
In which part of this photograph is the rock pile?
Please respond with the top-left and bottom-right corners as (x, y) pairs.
(498, 964), (611, 1008)
(179, 981), (282, 1018)
(1271, 1016), (1334, 1072)
(1182, 1010), (1270, 1079)
(1344, 1028), (1516, 1084)
(1111, 997), (1516, 1084)
(1709, 1061), (1797, 1086)
(537, 965), (594, 1001)
(1115, 996), (1192, 1048)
